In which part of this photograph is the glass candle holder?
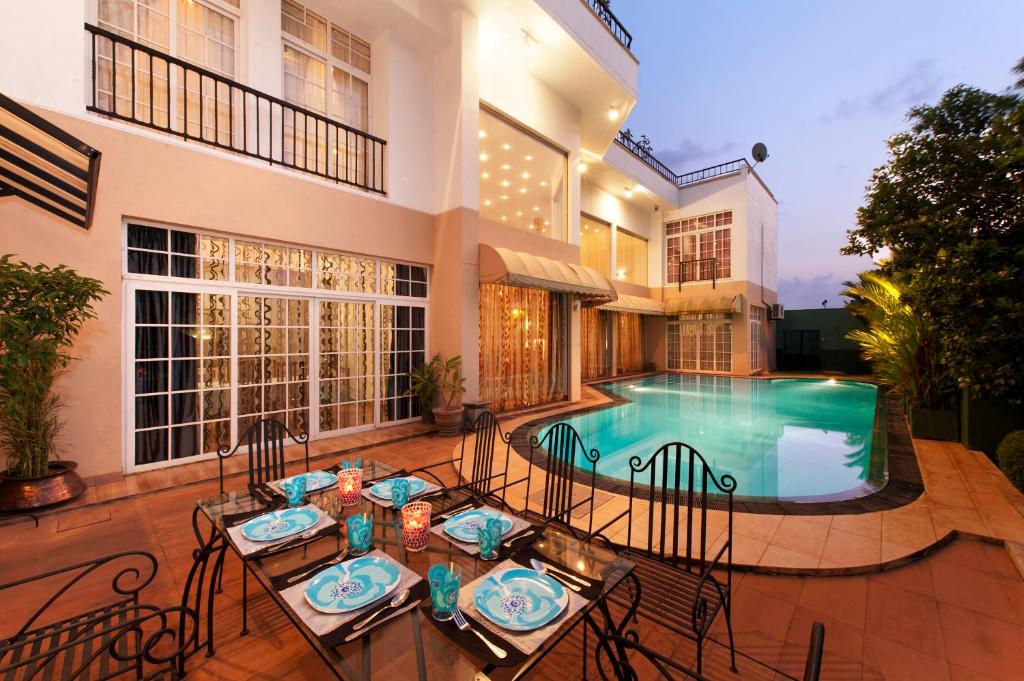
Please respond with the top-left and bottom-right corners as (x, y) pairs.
(401, 501), (432, 552)
(337, 467), (363, 507)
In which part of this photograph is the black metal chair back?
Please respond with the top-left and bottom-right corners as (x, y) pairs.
(525, 422), (600, 535)
(626, 442), (736, 572)
(217, 418), (310, 493)
(456, 410), (511, 498)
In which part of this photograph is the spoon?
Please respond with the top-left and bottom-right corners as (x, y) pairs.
(352, 589), (411, 630)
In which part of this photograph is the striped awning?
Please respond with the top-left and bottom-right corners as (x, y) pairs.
(600, 294), (665, 316)
(666, 295), (743, 315)
(479, 244), (617, 307)
(0, 92), (101, 229)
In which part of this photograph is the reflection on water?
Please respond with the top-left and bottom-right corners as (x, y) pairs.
(544, 374), (880, 500)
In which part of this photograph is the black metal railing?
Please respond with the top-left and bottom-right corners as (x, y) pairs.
(615, 130), (751, 189)
(84, 23), (386, 194)
(677, 158), (747, 186)
(615, 131), (678, 183)
(678, 257), (719, 290)
(583, 0), (633, 51)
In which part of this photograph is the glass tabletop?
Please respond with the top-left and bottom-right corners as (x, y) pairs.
(195, 461), (633, 680)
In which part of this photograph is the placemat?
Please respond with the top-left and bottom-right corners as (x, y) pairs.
(430, 506), (532, 557)
(361, 475), (443, 509)
(457, 559), (588, 656)
(226, 504), (337, 558)
(267, 470), (338, 497)
(278, 550), (427, 647)
(509, 544), (606, 601)
(420, 604), (527, 668)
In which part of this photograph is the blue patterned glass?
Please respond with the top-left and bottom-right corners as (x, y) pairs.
(477, 517), (503, 560)
(281, 474), (307, 507)
(428, 562), (462, 622)
(391, 478), (411, 510)
(346, 512), (374, 556)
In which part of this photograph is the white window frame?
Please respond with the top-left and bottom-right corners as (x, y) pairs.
(666, 314), (733, 375)
(122, 220), (428, 474)
(664, 210), (733, 286)
(750, 306), (764, 373)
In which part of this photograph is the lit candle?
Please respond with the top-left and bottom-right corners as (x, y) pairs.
(402, 501), (432, 552)
(337, 468), (362, 507)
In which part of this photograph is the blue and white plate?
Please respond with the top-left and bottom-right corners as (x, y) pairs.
(442, 508), (514, 543)
(303, 556), (403, 614)
(282, 470), (338, 493)
(369, 476), (427, 500)
(472, 568), (568, 631)
(241, 507), (320, 542)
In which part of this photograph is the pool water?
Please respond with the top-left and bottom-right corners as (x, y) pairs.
(543, 374), (883, 501)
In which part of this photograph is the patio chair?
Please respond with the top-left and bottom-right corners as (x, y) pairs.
(216, 417), (310, 495)
(409, 410), (526, 513)
(0, 550), (198, 680)
(605, 441), (738, 676)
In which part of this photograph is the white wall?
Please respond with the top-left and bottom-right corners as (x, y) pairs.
(746, 171), (779, 293)
(0, 0), (85, 112)
(670, 173), (750, 285)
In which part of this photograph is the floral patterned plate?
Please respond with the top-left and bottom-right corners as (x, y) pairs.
(472, 567), (568, 631)
(303, 556), (402, 613)
(369, 476), (428, 500)
(441, 508), (514, 543)
(240, 507), (320, 542)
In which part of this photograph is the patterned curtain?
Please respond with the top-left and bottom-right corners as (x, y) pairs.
(616, 312), (644, 374)
(479, 284), (567, 411)
(581, 308), (611, 379)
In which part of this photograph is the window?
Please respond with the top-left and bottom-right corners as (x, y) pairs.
(615, 229), (648, 285)
(750, 306), (765, 372)
(125, 222), (427, 471)
(665, 211), (732, 284)
(478, 107), (568, 241)
(669, 314), (732, 373)
(580, 216), (611, 277)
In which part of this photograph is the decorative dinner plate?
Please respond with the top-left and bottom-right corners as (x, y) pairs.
(282, 470), (338, 493)
(303, 556), (403, 614)
(369, 476), (427, 500)
(442, 508), (514, 543)
(240, 507), (320, 542)
(472, 568), (568, 631)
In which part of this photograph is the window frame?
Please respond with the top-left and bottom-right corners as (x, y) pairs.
(580, 212), (612, 277)
(615, 226), (648, 286)
(664, 210), (733, 285)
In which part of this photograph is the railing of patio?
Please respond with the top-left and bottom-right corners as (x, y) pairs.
(84, 23), (386, 195)
(615, 131), (678, 183)
(677, 158), (747, 186)
(678, 257), (719, 290)
(583, 0), (633, 51)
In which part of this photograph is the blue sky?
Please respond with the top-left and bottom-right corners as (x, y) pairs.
(611, 0), (1024, 309)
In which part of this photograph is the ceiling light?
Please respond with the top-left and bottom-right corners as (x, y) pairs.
(501, 163), (511, 171)
(521, 171), (530, 179)
(532, 206), (539, 211)
(578, 162), (588, 173)
(479, 130), (487, 139)
(484, 199), (492, 206)
(519, 187), (527, 194)
(500, 179), (510, 187)
(624, 189), (634, 199)
(481, 171), (490, 179)
(479, 152), (488, 161)
(502, 143), (511, 151)
(544, 220), (550, 226)
(540, 180), (548, 187)
(501, 215), (508, 221)
(500, 194), (509, 200)
(607, 108), (620, 121)
(525, 155), (533, 161)
(516, 211), (523, 216)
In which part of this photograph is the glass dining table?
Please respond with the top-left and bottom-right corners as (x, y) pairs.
(186, 459), (636, 680)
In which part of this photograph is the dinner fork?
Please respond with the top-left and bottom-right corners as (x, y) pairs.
(452, 608), (507, 659)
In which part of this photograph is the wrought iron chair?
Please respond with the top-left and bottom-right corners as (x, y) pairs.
(0, 551), (199, 680)
(606, 442), (739, 676)
(593, 622), (826, 681)
(523, 422), (629, 540)
(410, 410), (526, 513)
(216, 417), (310, 495)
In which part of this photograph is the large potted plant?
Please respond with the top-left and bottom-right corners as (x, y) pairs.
(432, 355), (467, 437)
(0, 255), (107, 510)
(408, 354), (441, 424)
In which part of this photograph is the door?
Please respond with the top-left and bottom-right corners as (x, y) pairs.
(781, 330), (822, 372)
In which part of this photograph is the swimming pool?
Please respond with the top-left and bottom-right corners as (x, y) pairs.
(540, 374), (885, 501)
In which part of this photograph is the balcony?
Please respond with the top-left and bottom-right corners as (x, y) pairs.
(582, 0), (633, 52)
(614, 131), (750, 188)
(84, 24), (386, 195)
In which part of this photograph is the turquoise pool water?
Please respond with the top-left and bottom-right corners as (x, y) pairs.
(543, 374), (883, 501)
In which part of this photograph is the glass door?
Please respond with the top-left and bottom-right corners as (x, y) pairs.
(317, 300), (377, 435)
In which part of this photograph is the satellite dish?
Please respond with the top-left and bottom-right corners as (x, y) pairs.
(751, 142), (769, 164)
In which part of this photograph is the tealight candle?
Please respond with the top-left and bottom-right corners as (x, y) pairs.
(337, 467), (363, 507)
(401, 501), (432, 552)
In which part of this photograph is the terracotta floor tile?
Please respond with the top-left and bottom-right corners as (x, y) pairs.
(828, 512), (882, 540)
(797, 576), (868, 628)
(863, 634), (951, 681)
(869, 559), (935, 598)
(865, 581), (947, 659)
(759, 544), (820, 570)
(938, 602), (1024, 679)
(741, 573), (804, 603)
(733, 513), (783, 543)
(781, 606), (866, 680)
(769, 516), (831, 559)
(819, 527), (882, 568)
(930, 560), (1022, 624)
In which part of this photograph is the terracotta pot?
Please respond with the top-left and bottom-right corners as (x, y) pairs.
(0, 461), (86, 511)
(433, 406), (465, 437)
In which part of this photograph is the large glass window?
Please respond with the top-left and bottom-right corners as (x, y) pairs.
(668, 314), (732, 373)
(478, 108), (567, 241)
(616, 312), (645, 373)
(615, 229), (648, 286)
(581, 308), (612, 379)
(125, 223), (427, 471)
(750, 306), (765, 372)
(580, 216), (611, 277)
(665, 211), (732, 284)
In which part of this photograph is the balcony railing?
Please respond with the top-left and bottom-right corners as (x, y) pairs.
(583, 0), (633, 51)
(84, 23), (386, 195)
(677, 159), (747, 186)
(679, 257), (719, 290)
(615, 131), (750, 190)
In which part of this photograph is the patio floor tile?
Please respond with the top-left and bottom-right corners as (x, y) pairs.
(937, 601), (1024, 679)
(865, 580), (947, 659)
(863, 634), (951, 681)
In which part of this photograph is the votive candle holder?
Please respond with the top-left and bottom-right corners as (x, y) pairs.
(337, 467), (363, 507)
(401, 501), (432, 552)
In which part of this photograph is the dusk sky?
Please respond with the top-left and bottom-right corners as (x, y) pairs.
(611, 0), (1024, 309)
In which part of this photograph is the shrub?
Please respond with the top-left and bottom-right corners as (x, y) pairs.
(997, 431), (1024, 492)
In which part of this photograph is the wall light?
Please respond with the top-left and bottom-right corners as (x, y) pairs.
(479, 130), (487, 139)
(607, 108), (620, 121)
(479, 152), (488, 161)
(578, 162), (588, 173)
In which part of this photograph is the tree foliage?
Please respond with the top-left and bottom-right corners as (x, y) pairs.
(843, 64), (1024, 402)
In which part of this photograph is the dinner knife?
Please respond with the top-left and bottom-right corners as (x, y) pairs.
(342, 599), (422, 642)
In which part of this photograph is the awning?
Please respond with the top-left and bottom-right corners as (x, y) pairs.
(666, 294), (744, 315)
(600, 294), (665, 316)
(479, 244), (617, 307)
(0, 92), (101, 229)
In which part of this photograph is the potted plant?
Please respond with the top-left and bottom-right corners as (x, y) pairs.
(408, 354), (441, 424)
(432, 355), (467, 437)
(0, 255), (107, 511)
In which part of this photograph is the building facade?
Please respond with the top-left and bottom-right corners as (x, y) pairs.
(0, 0), (777, 479)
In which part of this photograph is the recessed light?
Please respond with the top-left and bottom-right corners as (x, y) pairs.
(500, 194), (509, 200)
(500, 179), (510, 187)
(519, 188), (527, 194)
(532, 206), (540, 211)
(501, 163), (511, 171)
(516, 211), (523, 216)
(540, 180), (548, 186)
(525, 155), (533, 161)
(501, 215), (507, 221)
(483, 199), (492, 206)
(607, 108), (620, 121)
(480, 152), (488, 161)
(481, 171), (490, 179)
(502, 143), (511, 151)
(578, 162), (588, 173)
(544, 220), (550, 225)
(479, 130), (487, 139)
(521, 171), (530, 179)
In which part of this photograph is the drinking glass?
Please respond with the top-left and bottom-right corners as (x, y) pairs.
(391, 478), (411, 510)
(346, 512), (374, 556)
(281, 474), (307, 507)
(428, 562), (462, 622)
(477, 517), (503, 560)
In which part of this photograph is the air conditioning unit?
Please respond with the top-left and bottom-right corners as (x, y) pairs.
(767, 303), (785, 320)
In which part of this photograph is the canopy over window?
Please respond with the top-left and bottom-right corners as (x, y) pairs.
(0, 92), (101, 229)
(479, 244), (617, 307)
(666, 294), (744, 315)
(600, 293), (665, 316)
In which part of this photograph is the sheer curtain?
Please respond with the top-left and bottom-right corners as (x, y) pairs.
(581, 308), (611, 379)
(479, 284), (567, 411)
(616, 312), (644, 374)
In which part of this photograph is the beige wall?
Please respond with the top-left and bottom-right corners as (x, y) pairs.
(0, 108), (437, 478)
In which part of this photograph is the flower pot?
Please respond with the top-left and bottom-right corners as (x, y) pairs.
(433, 407), (465, 437)
(0, 461), (86, 511)
(420, 408), (436, 425)
(909, 406), (960, 442)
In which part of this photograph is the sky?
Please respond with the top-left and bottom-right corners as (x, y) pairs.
(610, 0), (1024, 309)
